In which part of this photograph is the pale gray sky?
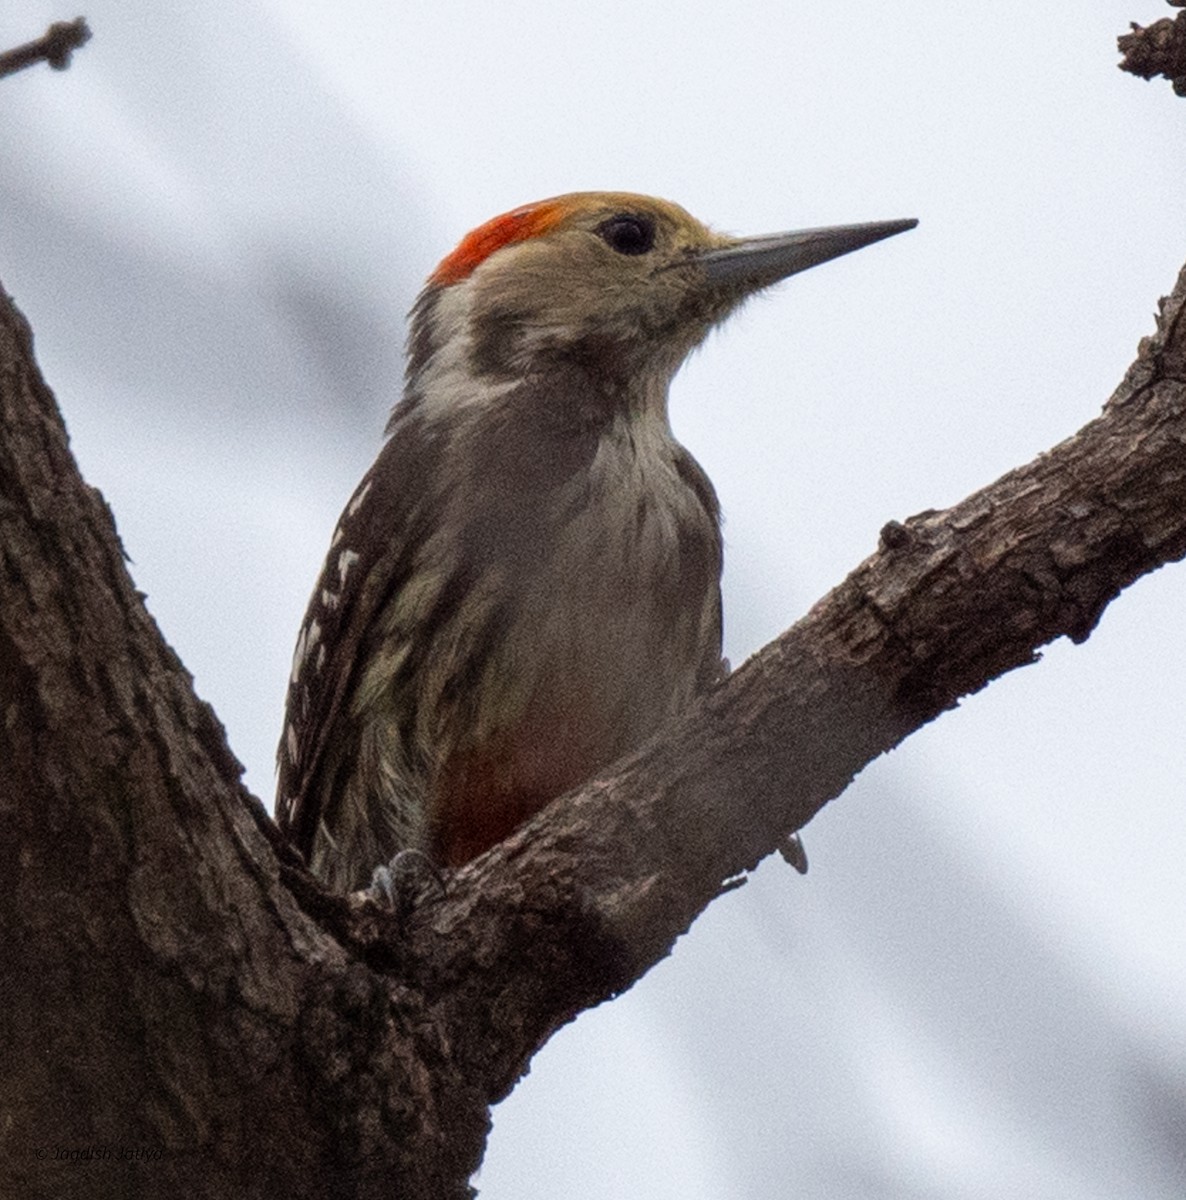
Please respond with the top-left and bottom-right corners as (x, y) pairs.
(3, 2), (1184, 1196)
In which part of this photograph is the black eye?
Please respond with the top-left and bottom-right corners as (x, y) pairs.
(598, 214), (656, 256)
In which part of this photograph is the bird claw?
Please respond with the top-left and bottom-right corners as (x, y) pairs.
(367, 849), (447, 917)
(779, 832), (809, 875)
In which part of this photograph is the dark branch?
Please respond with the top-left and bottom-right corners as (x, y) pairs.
(4, 243), (1186, 1197)
(0, 18), (91, 80)
(334, 257), (1186, 1103)
(1119, 5), (1186, 93)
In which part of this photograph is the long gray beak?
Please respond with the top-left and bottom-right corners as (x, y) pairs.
(698, 218), (918, 290)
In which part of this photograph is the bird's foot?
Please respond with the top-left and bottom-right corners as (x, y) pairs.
(367, 849), (447, 918)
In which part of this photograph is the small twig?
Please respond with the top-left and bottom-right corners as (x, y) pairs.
(0, 18), (91, 80)
(1118, 6), (1186, 95)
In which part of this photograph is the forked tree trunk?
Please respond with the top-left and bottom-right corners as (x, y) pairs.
(2, 22), (1185, 1194)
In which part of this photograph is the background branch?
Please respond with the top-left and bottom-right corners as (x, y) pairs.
(0, 19), (91, 80)
(1119, 3), (1186, 93)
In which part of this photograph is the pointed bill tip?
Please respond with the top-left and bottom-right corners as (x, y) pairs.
(698, 217), (918, 290)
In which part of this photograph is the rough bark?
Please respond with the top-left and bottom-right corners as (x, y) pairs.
(3, 256), (1184, 1197)
(2, 197), (1186, 1200)
(0, 290), (482, 1197)
(1119, 4), (1186, 94)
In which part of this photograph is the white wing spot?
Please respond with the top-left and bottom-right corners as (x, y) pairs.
(285, 723), (298, 763)
(320, 587), (339, 611)
(337, 549), (361, 589)
(347, 478), (373, 518)
(290, 626), (308, 685)
(290, 618), (322, 685)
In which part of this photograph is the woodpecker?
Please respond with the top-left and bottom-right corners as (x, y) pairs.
(277, 192), (915, 893)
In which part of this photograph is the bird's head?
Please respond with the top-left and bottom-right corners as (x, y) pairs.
(406, 191), (915, 405)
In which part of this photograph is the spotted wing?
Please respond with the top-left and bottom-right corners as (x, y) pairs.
(275, 426), (438, 863)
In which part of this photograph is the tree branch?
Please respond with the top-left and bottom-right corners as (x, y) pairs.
(0, 287), (479, 1197)
(0, 19), (91, 80)
(376, 260), (1186, 1103)
(1119, 2), (1186, 93)
(3, 239), (1185, 1193)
